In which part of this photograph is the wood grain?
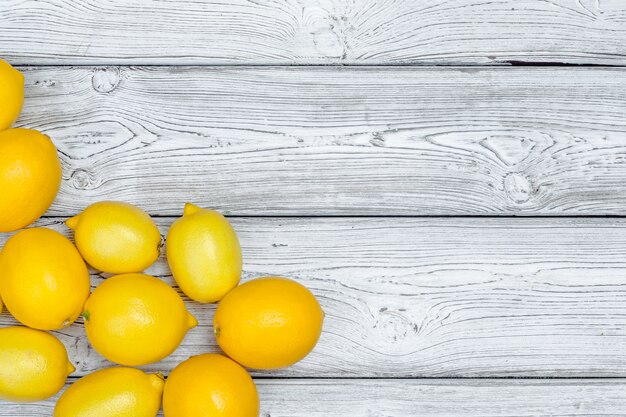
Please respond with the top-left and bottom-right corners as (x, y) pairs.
(2, 217), (626, 377)
(2, 379), (626, 417)
(16, 66), (626, 216)
(2, 0), (626, 65)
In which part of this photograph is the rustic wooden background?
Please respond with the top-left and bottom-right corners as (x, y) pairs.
(2, 0), (626, 415)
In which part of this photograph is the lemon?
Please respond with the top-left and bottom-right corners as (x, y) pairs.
(0, 128), (62, 232)
(54, 367), (164, 417)
(0, 59), (24, 131)
(166, 203), (242, 303)
(163, 353), (259, 417)
(0, 228), (90, 330)
(83, 273), (197, 366)
(0, 326), (75, 402)
(214, 277), (324, 369)
(66, 201), (161, 274)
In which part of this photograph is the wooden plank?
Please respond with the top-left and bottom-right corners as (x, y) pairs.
(2, 379), (626, 416)
(2, 217), (626, 377)
(2, 0), (626, 65)
(17, 66), (626, 216)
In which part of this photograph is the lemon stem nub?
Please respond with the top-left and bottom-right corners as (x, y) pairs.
(65, 215), (80, 229)
(148, 372), (166, 393)
(214, 326), (221, 338)
(187, 313), (199, 329)
(67, 362), (76, 375)
(81, 311), (90, 322)
(183, 203), (203, 216)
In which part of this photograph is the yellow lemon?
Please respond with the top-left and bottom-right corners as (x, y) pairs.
(163, 354), (259, 417)
(54, 367), (164, 417)
(66, 201), (161, 274)
(83, 273), (197, 366)
(166, 203), (242, 303)
(0, 326), (75, 402)
(214, 277), (324, 369)
(0, 128), (62, 232)
(0, 59), (24, 131)
(0, 228), (90, 330)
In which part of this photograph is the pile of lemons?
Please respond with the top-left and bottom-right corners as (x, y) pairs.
(0, 59), (324, 417)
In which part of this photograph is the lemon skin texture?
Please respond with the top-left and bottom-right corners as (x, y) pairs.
(0, 128), (62, 232)
(0, 59), (24, 131)
(83, 273), (198, 366)
(0, 227), (90, 330)
(166, 203), (242, 303)
(66, 201), (161, 274)
(163, 354), (259, 417)
(54, 367), (164, 417)
(214, 277), (324, 369)
(0, 326), (75, 402)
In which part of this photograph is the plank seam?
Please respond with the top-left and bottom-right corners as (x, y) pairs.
(62, 376), (626, 381)
(13, 63), (626, 69)
(38, 215), (626, 220)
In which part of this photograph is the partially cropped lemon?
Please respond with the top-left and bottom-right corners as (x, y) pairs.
(0, 128), (62, 232)
(66, 201), (161, 274)
(163, 354), (259, 417)
(54, 367), (164, 417)
(166, 203), (242, 303)
(214, 277), (324, 369)
(0, 326), (75, 402)
(0, 59), (24, 131)
(0, 228), (90, 330)
(83, 273), (197, 366)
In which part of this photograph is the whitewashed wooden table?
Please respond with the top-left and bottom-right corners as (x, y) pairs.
(2, 1), (626, 415)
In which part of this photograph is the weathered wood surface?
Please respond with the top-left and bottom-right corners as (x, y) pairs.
(2, 217), (626, 377)
(3, 379), (626, 417)
(16, 66), (626, 216)
(2, 0), (626, 65)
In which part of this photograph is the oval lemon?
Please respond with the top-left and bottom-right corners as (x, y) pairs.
(166, 203), (242, 303)
(0, 228), (90, 330)
(0, 59), (24, 131)
(214, 277), (324, 369)
(83, 273), (197, 366)
(0, 128), (62, 232)
(54, 367), (164, 417)
(67, 201), (161, 274)
(0, 326), (75, 402)
(163, 354), (259, 417)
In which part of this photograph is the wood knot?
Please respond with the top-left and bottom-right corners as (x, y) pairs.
(375, 311), (417, 344)
(92, 67), (120, 93)
(70, 169), (94, 190)
(503, 172), (532, 204)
